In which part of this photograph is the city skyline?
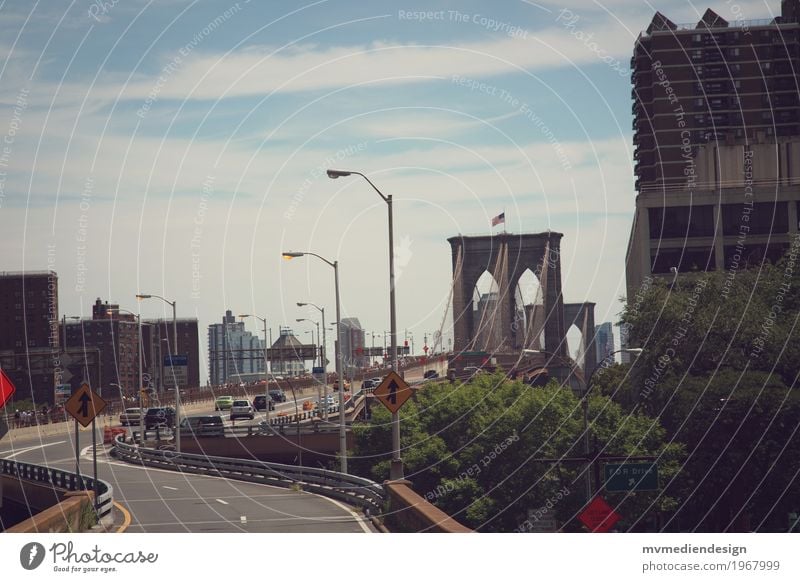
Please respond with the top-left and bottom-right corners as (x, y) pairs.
(0, 0), (738, 366)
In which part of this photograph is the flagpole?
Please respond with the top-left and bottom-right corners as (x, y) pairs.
(503, 208), (507, 234)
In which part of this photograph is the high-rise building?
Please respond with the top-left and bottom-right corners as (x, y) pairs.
(595, 322), (615, 363)
(619, 323), (633, 364)
(627, 1), (800, 297)
(208, 310), (264, 386)
(339, 317), (366, 372)
(474, 292), (502, 351)
(0, 270), (59, 404)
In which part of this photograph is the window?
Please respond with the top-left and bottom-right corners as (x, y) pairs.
(693, 34), (703, 42)
(695, 98), (705, 107)
(729, 47), (740, 57)
(649, 205), (716, 239)
(722, 202), (788, 235)
(651, 247), (716, 273)
(692, 49), (703, 59)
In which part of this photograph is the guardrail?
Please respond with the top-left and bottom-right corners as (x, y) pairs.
(0, 458), (114, 518)
(113, 436), (384, 515)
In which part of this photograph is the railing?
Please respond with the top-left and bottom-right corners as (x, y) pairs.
(0, 458), (114, 518)
(113, 436), (384, 515)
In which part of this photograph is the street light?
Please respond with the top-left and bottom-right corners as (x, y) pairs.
(283, 250), (347, 473)
(107, 308), (144, 444)
(238, 314), (270, 427)
(327, 168), (403, 479)
(136, 293), (180, 452)
(297, 302), (327, 372)
(581, 348), (643, 505)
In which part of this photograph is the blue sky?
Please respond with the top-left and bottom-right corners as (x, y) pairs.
(0, 0), (775, 375)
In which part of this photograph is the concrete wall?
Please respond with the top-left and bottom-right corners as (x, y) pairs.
(383, 480), (471, 533)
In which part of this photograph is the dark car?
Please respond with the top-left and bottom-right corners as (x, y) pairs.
(144, 407), (176, 429)
(423, 370), (439, 379)
(180, 414), (224, 437)
(269, 389), (287, 403)
(253, 395), (276, 411)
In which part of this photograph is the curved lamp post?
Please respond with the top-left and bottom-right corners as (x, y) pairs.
(283, 251), (347, 473)
(327, 169), (403, 479)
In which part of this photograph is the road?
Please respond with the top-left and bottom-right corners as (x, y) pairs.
(1, 429), (373, 533)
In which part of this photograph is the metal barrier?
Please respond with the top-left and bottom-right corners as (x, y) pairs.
(0, 458), (114, 518)
(113, 436), (384, 515)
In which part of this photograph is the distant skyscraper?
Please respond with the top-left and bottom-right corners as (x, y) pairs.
(339, 317), (366, 372)
(208, 310), (264, 385)
(595, 322), (615, 363)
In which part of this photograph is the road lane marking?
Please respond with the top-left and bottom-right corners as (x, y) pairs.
(240, 516), (247, 524)
(1, 440), (66, 459)
(216, 498), (229, 505)
(114, 501), (132, 533)
(321, 496), (373, 534)
(163, 486), (178, 491)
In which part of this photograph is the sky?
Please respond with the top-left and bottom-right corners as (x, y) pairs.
(0, 0), (777, 378)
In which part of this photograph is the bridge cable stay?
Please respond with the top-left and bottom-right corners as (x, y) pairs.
(432, 244), (462, 355)
(471, 242), (506, 352)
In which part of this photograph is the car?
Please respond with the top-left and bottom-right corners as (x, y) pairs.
(144, 407), (176, 429)
(252, 395), (275, 411)
(316, 395), (336, 409)
(230, 399), (255, 420)
(269, 389), (287, 403)
(214, 396), (234, 411)
(423, 370), (439, 379)
(371, 377), (383, 385)
(180, 415), (224, 437)
(362, 379), (376, 390)
(119, 407), (142, 426)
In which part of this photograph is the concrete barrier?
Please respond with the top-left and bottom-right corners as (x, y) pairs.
(383, 480), (472, 533)
(2, 476), (96, 533)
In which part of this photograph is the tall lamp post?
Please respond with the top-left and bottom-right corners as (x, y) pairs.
(238, 314), (270, 426)
(283, 251), (347, 473)
(581, 348), (643, 504)
(327, 169), (403, 479)
(136, 294), (180, 452)
(297, 302), (327, 371)
(296, 317), (322, 419)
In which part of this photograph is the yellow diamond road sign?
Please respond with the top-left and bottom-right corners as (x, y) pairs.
(373, 371), (412, 414)
(65, 382), (107, 427)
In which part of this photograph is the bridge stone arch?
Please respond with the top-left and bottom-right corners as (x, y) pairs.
(449, 232), (566, 356)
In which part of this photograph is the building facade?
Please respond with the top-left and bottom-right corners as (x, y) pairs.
(142, 317), (200, 391)
(0, 271), (59, 404)
(627, 2), (800, 297)
(62, 298), (138, 399)
(208, 310), (265, 386)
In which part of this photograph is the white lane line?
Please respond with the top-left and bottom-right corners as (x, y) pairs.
(1, 440), (67, 459)
(216, 498), (229, 505)
(321, 495), (373, 534)
(240, 516), (247, 524)
(163, 486), (178, 491)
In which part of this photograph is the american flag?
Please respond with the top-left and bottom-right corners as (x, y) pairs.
(491, 212), (505, 227)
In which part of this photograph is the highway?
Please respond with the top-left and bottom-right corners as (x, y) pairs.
(1, 428), (374, 533)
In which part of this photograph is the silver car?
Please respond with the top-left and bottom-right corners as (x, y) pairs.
(230, 399), (255, 420)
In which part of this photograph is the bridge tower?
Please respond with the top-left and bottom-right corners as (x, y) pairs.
(448, 232), (567, 358)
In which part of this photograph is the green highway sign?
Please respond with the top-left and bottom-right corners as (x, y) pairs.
(604, 462), (659, 492)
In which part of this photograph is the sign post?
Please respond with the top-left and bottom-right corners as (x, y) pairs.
(65, 383), (107, 498)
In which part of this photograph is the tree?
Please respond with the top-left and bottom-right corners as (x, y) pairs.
(351, 372), (680, 532)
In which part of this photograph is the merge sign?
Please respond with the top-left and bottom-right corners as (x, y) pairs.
(373, 371), (412, 414)
(65, 383), (107, 428)
(604, 462), (659, 492)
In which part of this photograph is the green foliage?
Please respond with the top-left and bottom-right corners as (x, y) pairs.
(351, 373), (679, 532)
(616, 252), (800, 530)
